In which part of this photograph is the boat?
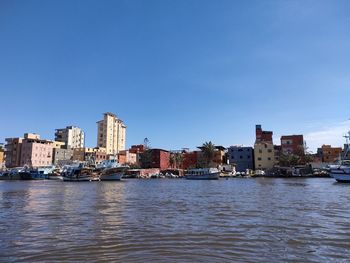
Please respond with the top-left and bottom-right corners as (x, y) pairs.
(185, 168), (220, 180)
(30, 166), (56, 180)
(329, 130), (350, 182)
(97, 159), (129, 181)
(62, 164), (99, 182)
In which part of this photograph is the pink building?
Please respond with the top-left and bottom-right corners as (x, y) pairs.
(20, 134), (53, 167)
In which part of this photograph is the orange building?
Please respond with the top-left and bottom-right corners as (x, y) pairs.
(317, 145), (342, 163)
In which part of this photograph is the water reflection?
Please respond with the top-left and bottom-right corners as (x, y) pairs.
(1, 179), (350, 262)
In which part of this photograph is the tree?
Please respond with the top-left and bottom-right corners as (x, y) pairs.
(201, 141), (216, 167)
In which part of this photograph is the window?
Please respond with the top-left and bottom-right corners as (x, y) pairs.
(240, 156), (243, 159)
(247, 156), (250, 159)
(258, 157), (262, 161)
(259, 149), (262, 153)
(268, 149), (272, 153)
(268, 157), (271, 161)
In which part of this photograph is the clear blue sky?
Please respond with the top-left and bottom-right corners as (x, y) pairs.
(1, 0), (350, 152)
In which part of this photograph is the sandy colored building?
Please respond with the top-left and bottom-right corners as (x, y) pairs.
(254, 142), (275, 170)
(0, 144), (5, 168)
(97, 112), (126, 155)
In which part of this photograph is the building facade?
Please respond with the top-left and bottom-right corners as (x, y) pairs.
(280, 135), (304, 155)
(72, 147), (107, 164)
(140, 149), (170, 170)
(20, 133), (53, 167)
(254, 142), (275, 170)
(5, 137), (23, 168)
(228, 146), (254, 172)
(255, 124), (273, 143)
(97, 112), (126, 155)
(317, 145), (342, 163)
(55, 126), (85, 149)
(52, 148), (73, 165)
(0, 144), (5, 168)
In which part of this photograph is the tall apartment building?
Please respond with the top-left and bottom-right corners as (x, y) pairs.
(280, 135), (304, 155)
(97, 112), (126, 155)
(55, 126), (85, 149)
(254, 125), (275, 170)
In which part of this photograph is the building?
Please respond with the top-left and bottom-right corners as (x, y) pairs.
(227, 146), (254, 172)
(72, 147), (107, 164)
(55, 126), (85, 149)
(129, 144), (145, 154)
(196, 146), (226, 167)
(280, 135), (304, 155)
(140, 149), (170, 170)
(254, 142), (275, 170)
(182, 151), (198, 170)
(317, 145), (342, 163)
(52, 148), (73, 165)
(0, 143), (5, 168)
(97, 112), (126, 155)
(274, 145), (282, 165)
(20, 133), (53, 167)
(118, 150), (137, 165)
(5, 137), (23, 168)
(255, 124), (273, 143)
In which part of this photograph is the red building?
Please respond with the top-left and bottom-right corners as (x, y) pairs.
(182, 151), (198, 169)
(129, 144), (145, 154)
(280, 135), (304, 155)
(255, 125), (273, 143)
(141, 149), (170, 170)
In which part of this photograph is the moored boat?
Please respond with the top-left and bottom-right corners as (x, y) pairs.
(185, 168), (220, 180)
(97, 159), (128, 181)
(62, 164), (99, 182)
(329, 130), (350, 183)
(329, 161), (350, 183)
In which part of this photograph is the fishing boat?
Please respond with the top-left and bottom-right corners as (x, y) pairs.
(185, 168), (220, 180)
(329, 130), (350, 183)
(62, 164), (99, 182)
(97, 159), (129, 181)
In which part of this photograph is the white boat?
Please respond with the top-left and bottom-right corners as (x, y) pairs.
(330, 130), (350, 183)
(185, 168), (220, 180)
(97, 159), (129, 181)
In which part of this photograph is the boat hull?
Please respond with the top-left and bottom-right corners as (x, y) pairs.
(62, 176), (100, 182)
(100, 173), (123, 181)
(185, 172), (220, 180)
(330, 167), (350, 183)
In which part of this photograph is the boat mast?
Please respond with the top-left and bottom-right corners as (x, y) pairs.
(343, 130), (350, 160)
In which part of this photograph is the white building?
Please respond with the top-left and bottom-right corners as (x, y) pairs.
(97, 112), (126, 155)
(55, 126), (85, 149)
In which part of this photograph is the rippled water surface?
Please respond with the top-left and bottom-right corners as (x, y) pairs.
(1, 178), (350, 262)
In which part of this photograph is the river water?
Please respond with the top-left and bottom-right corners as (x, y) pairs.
(1, 178), (350, 262)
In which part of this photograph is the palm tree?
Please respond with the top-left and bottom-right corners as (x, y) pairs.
(169, 154), (176, 168)
(174, 152), (184, 169)
(200, 141), (216, 167)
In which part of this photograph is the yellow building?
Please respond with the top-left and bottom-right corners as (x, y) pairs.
(254, 142), (275, 170)
(0, 146), (5, 168)
(97, 112), (126, 155)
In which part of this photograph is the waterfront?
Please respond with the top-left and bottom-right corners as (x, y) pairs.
(1, 178), (350, 262)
